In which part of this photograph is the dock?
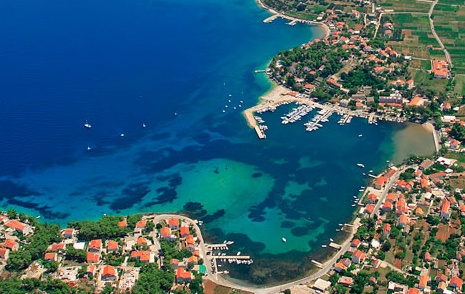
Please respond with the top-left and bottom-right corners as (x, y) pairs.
(287, 19), (298, 25)
(254, 69), (266, 73)
(311, 260), (323, 268)
(263, 14), (279, 23)
(212, 255), (251, 260)
(254, 125), (266, 139)
(329, 242), (342, 249)
(205, 244), (229, 250)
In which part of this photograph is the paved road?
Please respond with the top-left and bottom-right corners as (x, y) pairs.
(371, 167), (404, 217)
(428, 0), (452, 64)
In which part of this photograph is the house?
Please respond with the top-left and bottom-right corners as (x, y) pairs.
(50, 243), (65, 252)
(407, 288), (420, 294)
(364, 204), (375, 214)
(0, 248), (9, 260)
(449, 276), (463, 289)
(351, 239), (361, 248)
(176, 268), (192, 283)
(88, 239), (102, 252)
(383, 223), (391, 236)
(440, 199), (450, 219)
(398, 214), (409, 227)
(351, 9), (360, 18)
(352, 249), (366, 264)
(312, 279), (331, 292)
(338, 276), (353, 287)
(160, 227), (176, 241)
(137, 236), (148, 246)
(62, 228), (76, 239)
(424, 252), (432, 262)
(86, 252), (100, 263)
(118, 219), (127, 228)
(170, 258), (180, 269)
(3, 239), (19, 251)
(101, 265), (117, 281)
(396, 198), (407, 215)
(107, 240), (119, 252)
(419, 159), (434, 170)
(367, 193), (378, 204)
(5, 220), (32, 235)
(180, 226), (190, 238)
(135, 219), (147, 230)
(379, 91), (403, 104)
(187, 255), (198, 265)
(131, 251), (151, 263)
(382, 201), (393, 212)
(386, 193), (397, 202)
(168, 217), (180, 230)
(374, 176), (388, 189)
(419, 274), (429, 290)
(327, 78), (342, 89)
(431, 60), (450, 79)
(86, 264), (96, 277)
(44, 252), (57, 261)
(334, 262), (348, 272)
(436, 273), (447, 284)
(396, 180), (413, 192)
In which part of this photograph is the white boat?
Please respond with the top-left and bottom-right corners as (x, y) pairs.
(236, 252), (241, 256)
(357, 163), (365, 168)
(321, 245), (327, 248)
(120, 133), (125, 137)
(84, 121), (92, 129)
(330, 238), (334, 242)
(36, 215), (41, 219)
(358, 134), (363, 137)
(352, 204), (356, 206)
(87, 146), (92, 151)
(282, 237), (287, 243)
(142, 123), (146, 128)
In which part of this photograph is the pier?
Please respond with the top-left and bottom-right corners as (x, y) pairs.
(311, 260), (323, 268)
(329, 242), (342, 249)
(212, 255), (251, 260)
(205, 243), (228, 250)
(263, 14), (279, 23)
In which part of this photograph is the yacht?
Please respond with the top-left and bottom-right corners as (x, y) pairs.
(282, 237), (287, 243)
(84, 121), (92, 129)
(120, 133), (125, 137)
(358, 134), (363, 137)
(142, 123), (146, 128)
(357, 163), (365, 168)
(87, 146), (92, 151)
(321, 245), (327, 248)
(236, 252), (241, 256)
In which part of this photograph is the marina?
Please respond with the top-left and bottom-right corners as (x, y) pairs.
(304, 108), (333, 132)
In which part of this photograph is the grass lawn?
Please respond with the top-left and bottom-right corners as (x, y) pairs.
(377, 0), (431, 13)
(413, 70), (449, 92)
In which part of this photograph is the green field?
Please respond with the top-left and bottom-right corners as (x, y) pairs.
(432, 0), (465, 74)
(377, 0), (431, 13)
(413, 70), (449, 92)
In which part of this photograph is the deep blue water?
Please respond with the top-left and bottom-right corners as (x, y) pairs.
(0, 0), (433, 285)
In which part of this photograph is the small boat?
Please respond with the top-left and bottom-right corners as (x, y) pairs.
(330, 238), (334, 242)
(236, 252), (241, 256)
(358, 134), (363, 137)
(84, 121), (92, 129)
(142, 123), (146, 128)
(282, 237), (287, 243)
(321, 245), (327, 248)
(357, 163), (365, 168)
(352, 204), (356, 206)
(36, 215), (41, 219)
(87, 146), (92, 151)
(120, 133), (125, 137)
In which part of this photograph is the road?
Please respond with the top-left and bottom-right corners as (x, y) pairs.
(371, 167), (404, 217)
(428, 0), (452, 65)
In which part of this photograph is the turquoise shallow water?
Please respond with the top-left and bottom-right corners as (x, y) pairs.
(0, 0), (435, 284)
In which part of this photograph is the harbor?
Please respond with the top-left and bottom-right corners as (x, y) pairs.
(243, 85), (376, 139)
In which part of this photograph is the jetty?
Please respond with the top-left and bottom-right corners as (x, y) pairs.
(212, 255), (251, 260)
(263, 14), (279, 23)
(205, 243), (228, 250)
(311, 260), (323, 268)
(329, 242), (342, 249)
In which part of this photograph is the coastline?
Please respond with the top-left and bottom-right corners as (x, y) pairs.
(423, 121), (441, 152)
(256, 0), (331, 38)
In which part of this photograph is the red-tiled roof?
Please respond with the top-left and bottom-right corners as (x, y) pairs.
(107, 240), (118, 251)
(4, 239), (17, 250)
(136, 219), (147, 228)
(168, 217), (179, 227)
(88, 239), (102, 250)
(44, 252), (56, 260)
(86, 252), (100, 263)
(5, 220), (27, 231)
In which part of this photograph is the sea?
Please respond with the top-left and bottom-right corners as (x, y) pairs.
(0, 0), (435, 285)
